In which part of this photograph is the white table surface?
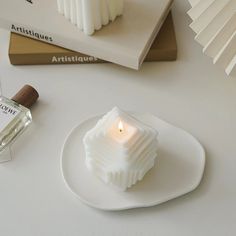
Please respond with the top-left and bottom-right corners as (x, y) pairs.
(0, 1), (236, 235)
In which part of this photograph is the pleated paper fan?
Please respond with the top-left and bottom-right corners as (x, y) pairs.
(188, 0), (236, 77)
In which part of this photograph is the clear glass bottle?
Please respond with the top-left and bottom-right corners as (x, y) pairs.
(0, 85), (39, 162)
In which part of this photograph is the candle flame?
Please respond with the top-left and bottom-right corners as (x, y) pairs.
(118, 120), (124, 133)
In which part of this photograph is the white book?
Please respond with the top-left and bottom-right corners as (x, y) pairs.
(0, 0), (172, 70)
(203, 14), (236, 59)
(195, 0), (236, 46)
(190, 0), (230, 34)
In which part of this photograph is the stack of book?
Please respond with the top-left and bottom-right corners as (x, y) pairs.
(0, 0), (177, 69)
(9, 13), (177, 66)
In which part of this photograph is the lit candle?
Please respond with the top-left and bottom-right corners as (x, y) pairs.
(83, 107), (158, 191)
(57, 0), (124, 35)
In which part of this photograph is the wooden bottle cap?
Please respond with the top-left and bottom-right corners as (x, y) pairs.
(11, 85), (39, 109)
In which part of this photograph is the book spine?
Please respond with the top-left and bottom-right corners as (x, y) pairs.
(9, 50), (177, 65)
(9, 53), (105, 65)
(138, 3), (173, 68)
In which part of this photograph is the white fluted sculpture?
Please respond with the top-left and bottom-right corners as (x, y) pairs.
(83, 107), (158, 191)
(57, 0), (124, 35)
(187, 0), (236, 77)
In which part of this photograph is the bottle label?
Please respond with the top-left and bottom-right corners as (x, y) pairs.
(0, 101), (20, 132)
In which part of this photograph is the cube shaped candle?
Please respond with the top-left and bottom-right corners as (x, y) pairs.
(83, 107), (158, 191)
(57, 0), (124, 35)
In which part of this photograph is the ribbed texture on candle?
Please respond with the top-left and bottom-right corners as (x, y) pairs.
(83, 107), (158, 191)
(57, 0), (124, 35)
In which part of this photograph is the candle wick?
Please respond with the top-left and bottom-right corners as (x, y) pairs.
(118, 120), (123, 133)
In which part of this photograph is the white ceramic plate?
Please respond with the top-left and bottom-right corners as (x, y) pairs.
(61, 113), (205, 211)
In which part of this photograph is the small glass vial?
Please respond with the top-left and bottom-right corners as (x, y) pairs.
(0, 85), (39, 162)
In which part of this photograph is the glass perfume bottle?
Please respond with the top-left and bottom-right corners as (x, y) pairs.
(0, 85), (39, 162)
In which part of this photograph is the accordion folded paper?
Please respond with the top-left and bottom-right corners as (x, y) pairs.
(188, 0), (236, 77)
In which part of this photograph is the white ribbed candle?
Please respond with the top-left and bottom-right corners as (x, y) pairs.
(57, 0), (64, 14)
(82, 0), (94, 35)
(108, 0), (117, 21)
(75, 0), (83, 29)
(116, 0), (124, 15)
(57, 0), (124, 35)
(63, 0), (70, 19)
(70, 0), (77, 24)
(93, 0), (102, 31)
(83, 107), (158, 191)
(100, 0), (109, 25)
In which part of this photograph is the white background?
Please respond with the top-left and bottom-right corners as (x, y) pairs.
(0, 0), (236, 235)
